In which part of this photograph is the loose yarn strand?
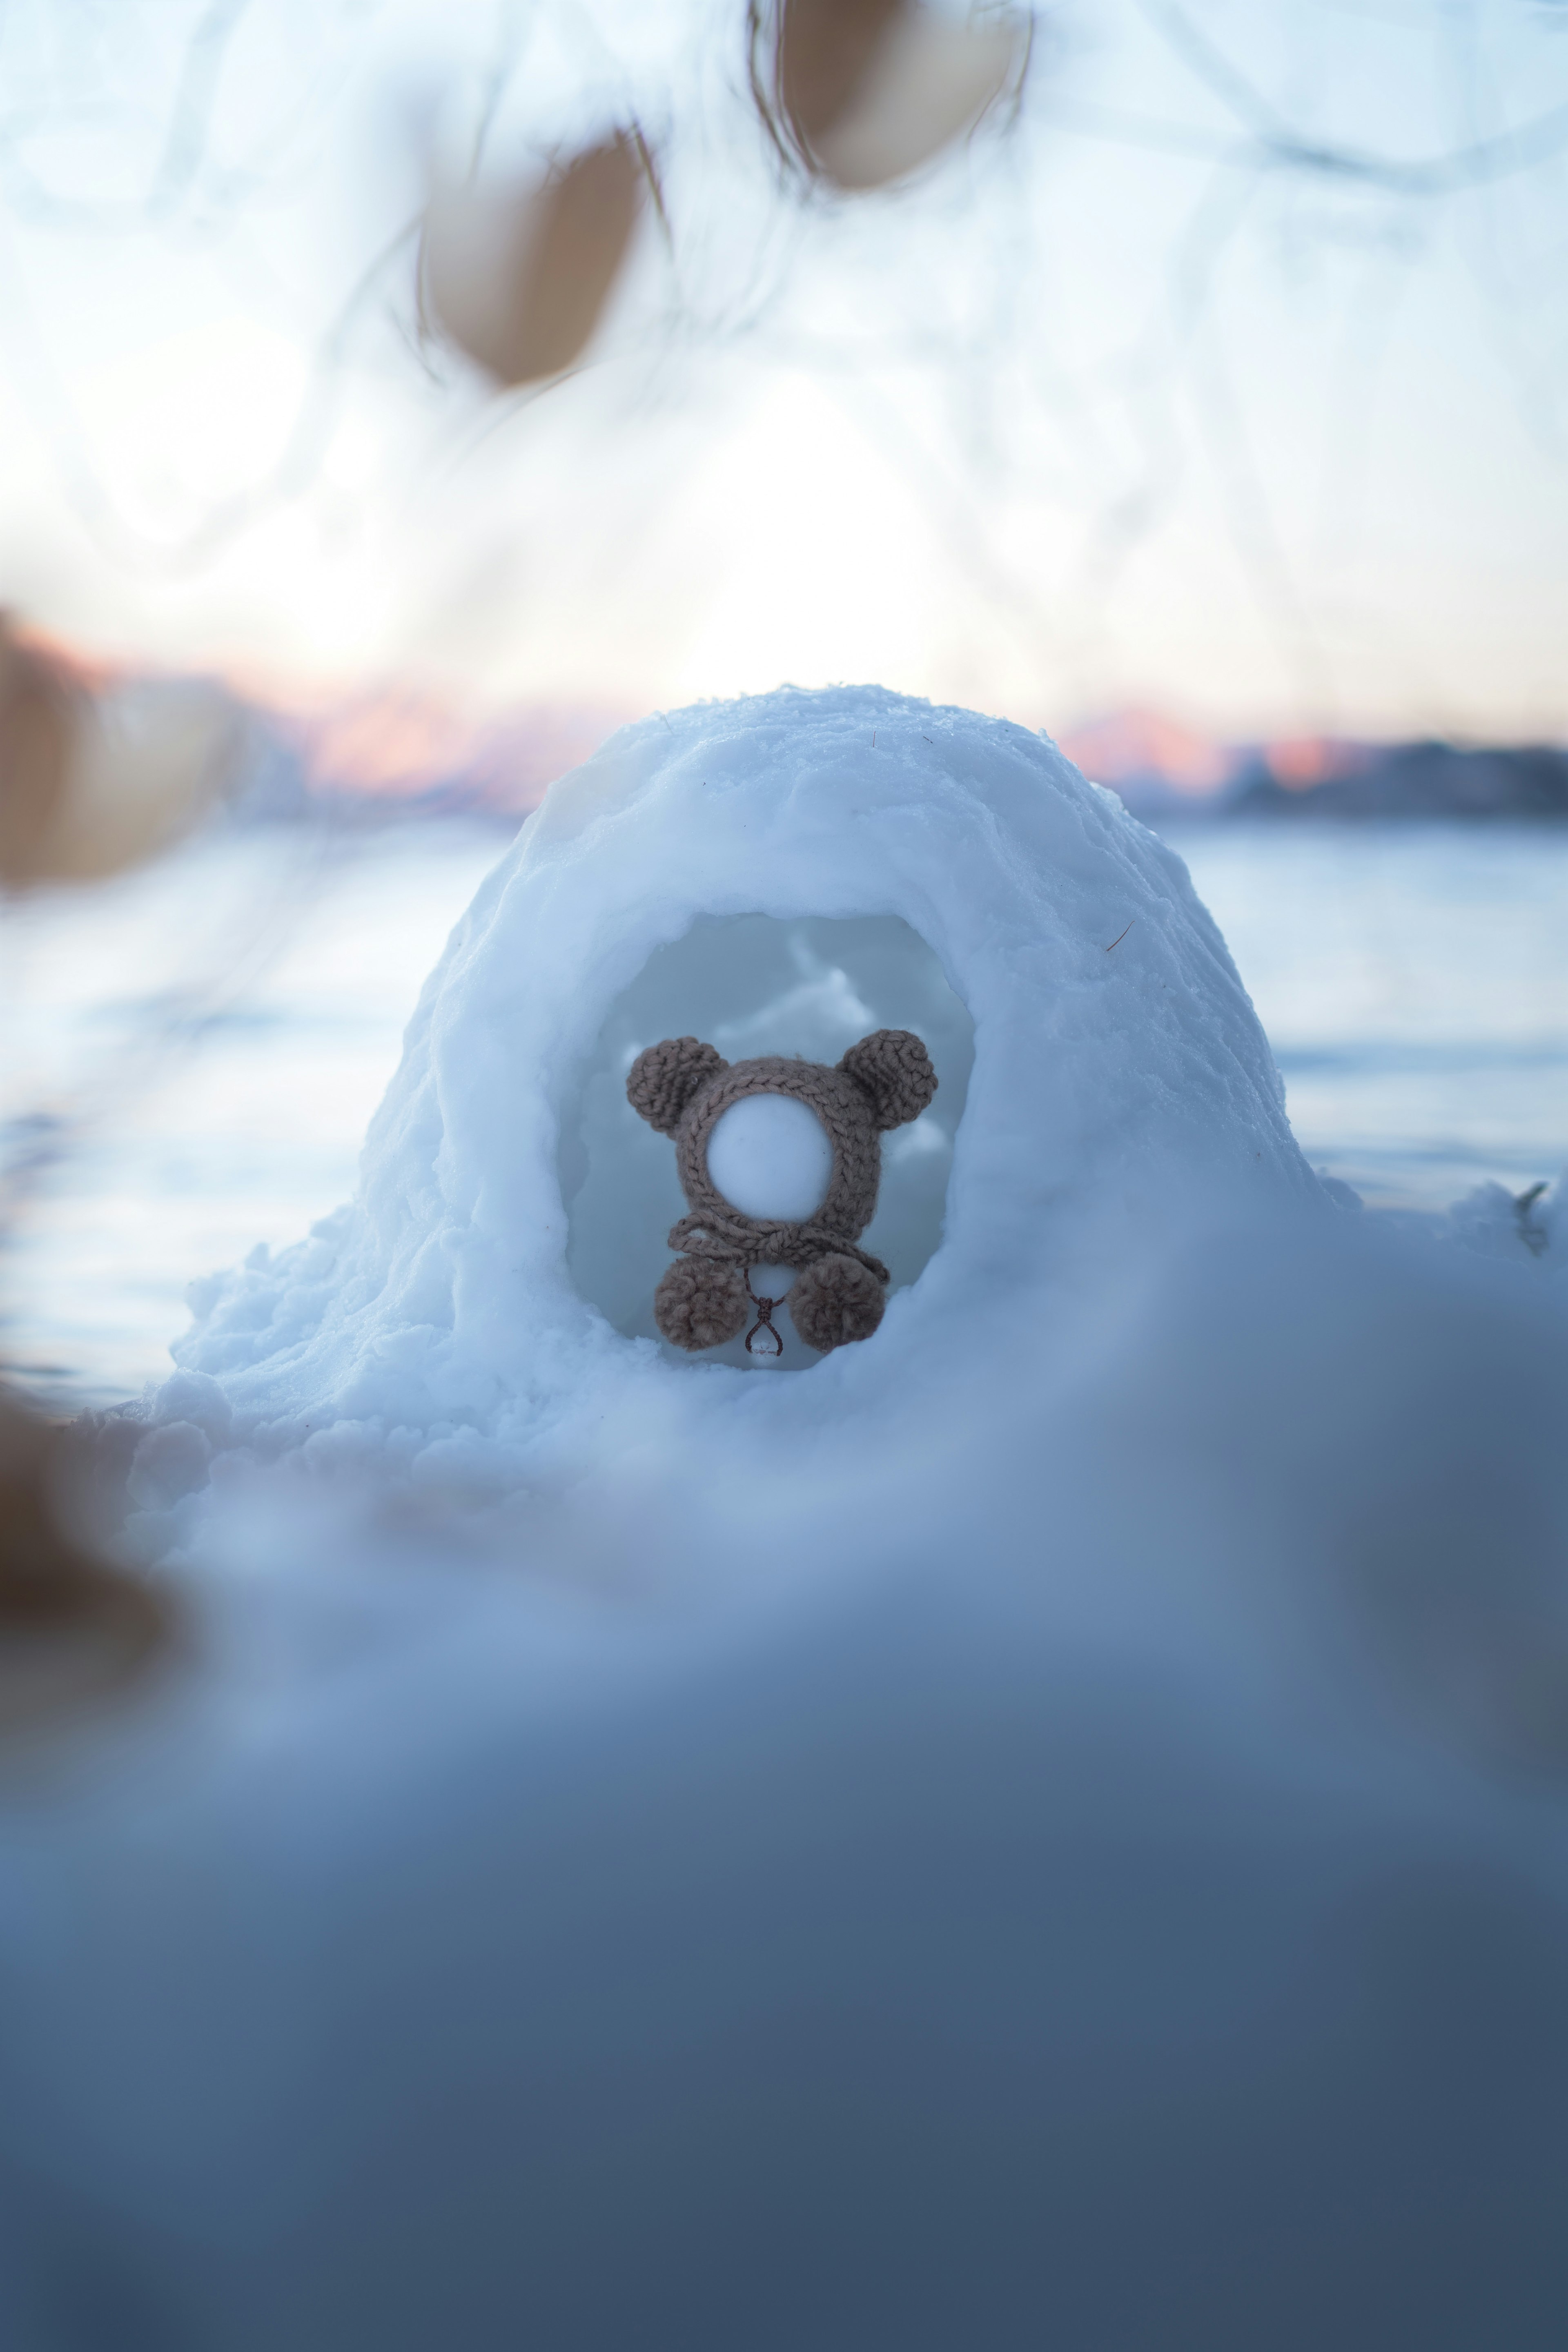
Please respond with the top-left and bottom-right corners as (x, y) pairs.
(743, 1268), (785, 1357)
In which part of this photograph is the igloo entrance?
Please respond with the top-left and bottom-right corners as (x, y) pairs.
(560, 915), (975, 1368)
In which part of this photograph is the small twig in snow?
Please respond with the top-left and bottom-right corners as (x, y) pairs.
(1516, 1180), (1549, 1258)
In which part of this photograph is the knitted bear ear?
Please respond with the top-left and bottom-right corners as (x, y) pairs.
(626, 1036), (728, 1134)
(838, 1029), (938, 1131)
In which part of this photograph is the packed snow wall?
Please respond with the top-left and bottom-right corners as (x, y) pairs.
(149, 684), (1319, 1503)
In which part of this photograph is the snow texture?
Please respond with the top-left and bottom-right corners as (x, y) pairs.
(7, 688), (1567, 2349)
(154, 682), (1317, 1506)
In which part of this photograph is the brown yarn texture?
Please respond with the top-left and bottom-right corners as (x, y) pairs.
(626, 1027), (937, 1355)
(788, 1254), (887, 1353)
(625, 1035), (726, 1135)
(652, 1256), (749, 1351)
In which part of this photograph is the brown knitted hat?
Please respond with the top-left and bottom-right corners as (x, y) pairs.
(626, 1029), (937, 1356)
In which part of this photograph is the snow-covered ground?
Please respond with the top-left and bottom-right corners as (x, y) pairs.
(1, 690), (1566, 2348)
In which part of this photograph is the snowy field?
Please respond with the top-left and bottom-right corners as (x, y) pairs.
(4, 808), (1565, 1409)
(2, 697), (1566, 2350)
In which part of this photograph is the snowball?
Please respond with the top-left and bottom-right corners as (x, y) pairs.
(706, 1093), (833, 1222)
(748, 1263), (797, 1298)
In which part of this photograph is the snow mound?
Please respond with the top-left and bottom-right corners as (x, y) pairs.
(23, 695), (1568, 2347)
(156, 685), (1317, 1502)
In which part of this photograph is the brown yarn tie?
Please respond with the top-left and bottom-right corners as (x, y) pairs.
(744, 1269), (784, 1358)
(667, 1209), (889, 1288)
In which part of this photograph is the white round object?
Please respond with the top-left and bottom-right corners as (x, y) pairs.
(748, 1263), (797, 1299)
(706, 1094), (833, 1223)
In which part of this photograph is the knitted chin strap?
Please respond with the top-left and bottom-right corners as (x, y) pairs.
(665, 1207), (890, 1288)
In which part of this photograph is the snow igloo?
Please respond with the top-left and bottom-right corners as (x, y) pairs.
(160, 684), (1319, 1501)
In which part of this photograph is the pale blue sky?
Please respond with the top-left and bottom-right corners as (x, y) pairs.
(0, 0), (1564, 742)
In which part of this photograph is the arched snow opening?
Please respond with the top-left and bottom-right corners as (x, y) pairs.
(560, 915), (976, 1368)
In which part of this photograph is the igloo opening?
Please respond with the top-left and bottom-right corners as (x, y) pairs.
(560, 914), (975, 1368)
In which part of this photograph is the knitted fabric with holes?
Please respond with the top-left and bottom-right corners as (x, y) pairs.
(626, 1029), (938, 1339)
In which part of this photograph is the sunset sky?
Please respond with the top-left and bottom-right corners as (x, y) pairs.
(0, 0), (1565, 747)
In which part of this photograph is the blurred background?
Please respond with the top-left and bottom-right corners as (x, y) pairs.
(1, 0), (1566, 1404)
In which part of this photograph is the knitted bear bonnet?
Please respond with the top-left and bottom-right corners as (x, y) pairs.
(627, 1029), (937, 1356)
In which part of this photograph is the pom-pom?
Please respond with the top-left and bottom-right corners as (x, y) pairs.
(838, 1028), (937, 1131)
(788, 1254), (886, 1353)
(626, 1036), (727, 1136)
(654, 1257), (749, 1351)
